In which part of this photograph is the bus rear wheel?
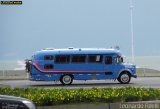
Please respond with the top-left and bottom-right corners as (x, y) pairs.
(60, 75), (73, 85)
(117, 72), (131, 84)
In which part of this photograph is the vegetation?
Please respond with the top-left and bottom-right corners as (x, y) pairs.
(0, 87), (160, 106)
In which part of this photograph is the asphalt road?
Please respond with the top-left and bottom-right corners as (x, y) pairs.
(0, 77), (160, 88)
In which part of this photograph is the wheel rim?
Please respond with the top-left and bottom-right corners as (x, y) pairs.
(63, 75), (71, 84)
(120, 74), (129, 83)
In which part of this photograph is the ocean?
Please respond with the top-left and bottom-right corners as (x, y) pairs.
(0, 60), (26, 70)
(126, 56), (160, 71)
(0, 56), (160, 71)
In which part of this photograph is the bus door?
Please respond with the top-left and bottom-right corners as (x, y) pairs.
(103, 55), (115, 79)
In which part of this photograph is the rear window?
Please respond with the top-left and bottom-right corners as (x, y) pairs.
(44, 64), (53, 69)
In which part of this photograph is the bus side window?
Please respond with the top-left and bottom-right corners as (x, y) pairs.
(105, 56), (112, 64)
(44, 55), (54, 60)
(55, 55), (70, 63)
(71, 55), (86, 63)
(88, 55), (102, 63)
(44, 64), (53, 69)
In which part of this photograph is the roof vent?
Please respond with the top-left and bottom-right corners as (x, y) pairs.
(43, 48), (54, 50)
(68, 47), (74, 49)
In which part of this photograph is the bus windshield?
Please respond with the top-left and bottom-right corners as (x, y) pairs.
(115, 56), (123, 64)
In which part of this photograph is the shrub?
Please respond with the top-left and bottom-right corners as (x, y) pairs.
(0, 86), (160, 106)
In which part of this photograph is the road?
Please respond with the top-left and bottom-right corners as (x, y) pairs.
(0, 77), (160, 88)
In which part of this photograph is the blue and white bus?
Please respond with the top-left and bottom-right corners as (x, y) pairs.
(26, 48), (137, 85)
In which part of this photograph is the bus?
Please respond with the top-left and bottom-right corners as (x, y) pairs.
(26, 48), (137, 85)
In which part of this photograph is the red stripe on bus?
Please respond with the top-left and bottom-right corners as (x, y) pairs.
(33, 61), (104, 73)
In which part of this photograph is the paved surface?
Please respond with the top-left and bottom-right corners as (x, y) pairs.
(0, 77), (160, 88)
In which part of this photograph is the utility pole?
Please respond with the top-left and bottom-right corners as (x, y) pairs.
(130, 0), (135, 63)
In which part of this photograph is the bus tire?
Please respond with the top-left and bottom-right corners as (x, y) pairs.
(117, 72), (131, 84)
(60, 75), (73, 85)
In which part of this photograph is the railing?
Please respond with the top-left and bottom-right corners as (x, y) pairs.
(0, 70), (28, 80)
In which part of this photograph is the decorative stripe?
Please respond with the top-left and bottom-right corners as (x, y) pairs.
(33, 61), (105, 73)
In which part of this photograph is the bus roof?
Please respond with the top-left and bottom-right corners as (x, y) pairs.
(34, 48), (121, 56)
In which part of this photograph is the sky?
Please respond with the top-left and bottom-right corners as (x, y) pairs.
(0, 0), (160, 60)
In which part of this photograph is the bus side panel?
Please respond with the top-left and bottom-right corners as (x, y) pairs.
(74, 74), (92, 80)
(73, 73), (115, 80)
(30, 65), (61, 81)
(96, 74), (115, 79)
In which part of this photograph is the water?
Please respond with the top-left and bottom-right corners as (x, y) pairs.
(0, 60), (25, 70)
(0, 56), (160, 71)
(125, 56), (160, 71)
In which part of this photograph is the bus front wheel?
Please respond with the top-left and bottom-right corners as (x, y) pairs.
(117, 72), (131, 84)
(60, 75), (73, 85)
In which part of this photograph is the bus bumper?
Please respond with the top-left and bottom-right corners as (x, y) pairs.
(131, 74), (137, 78)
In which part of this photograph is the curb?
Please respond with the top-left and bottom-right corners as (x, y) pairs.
(37, 101), (160, 109)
